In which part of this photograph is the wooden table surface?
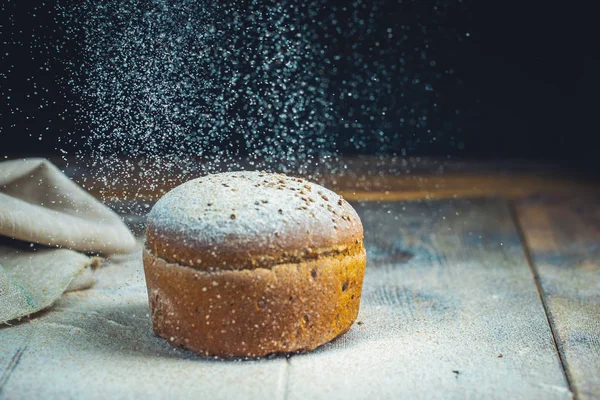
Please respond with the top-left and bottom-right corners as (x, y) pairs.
(1, 157), (599, 399)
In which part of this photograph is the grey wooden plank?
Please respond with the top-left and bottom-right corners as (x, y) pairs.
(286, 199), (571, 399)
(0, 252), (287, 400)
(0, 198), (573, 399)
(515, 195), (600, 400)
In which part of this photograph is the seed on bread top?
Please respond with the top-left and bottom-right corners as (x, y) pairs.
(146, 171), (363, 270)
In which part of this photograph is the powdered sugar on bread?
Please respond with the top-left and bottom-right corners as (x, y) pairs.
(145, 171), (363, 270)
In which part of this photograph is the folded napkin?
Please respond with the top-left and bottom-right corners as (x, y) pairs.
(0, 158), (137, 323)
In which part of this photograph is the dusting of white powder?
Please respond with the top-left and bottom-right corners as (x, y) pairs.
(146, 171), (361, 258)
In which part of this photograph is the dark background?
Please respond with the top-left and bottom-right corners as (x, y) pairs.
(1, 0), (598, 174)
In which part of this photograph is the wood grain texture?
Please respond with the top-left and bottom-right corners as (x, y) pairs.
(0, 199), (579, 399)
(286, 199), (570, 399)
(515, 195), (600, 399)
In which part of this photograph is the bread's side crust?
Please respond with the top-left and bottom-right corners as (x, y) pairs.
(146, 227), (364, 271)
(142, 247), (366, 357)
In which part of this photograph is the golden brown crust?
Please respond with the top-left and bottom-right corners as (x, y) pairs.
(143, 246), (366, 357)
(145, 171), (363, 271)
(143, 172), (367, 356)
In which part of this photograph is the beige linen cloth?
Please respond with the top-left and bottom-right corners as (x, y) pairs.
(0, 158), (136, 323)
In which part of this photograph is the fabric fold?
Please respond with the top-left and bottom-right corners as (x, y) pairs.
(0, 158), (137, 323)
(0, 158), (136, 254)
(0, 246), (101, 323)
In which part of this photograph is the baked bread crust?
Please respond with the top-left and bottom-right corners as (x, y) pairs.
(143, 247), (366, 357)
(143, 171), (366, 357)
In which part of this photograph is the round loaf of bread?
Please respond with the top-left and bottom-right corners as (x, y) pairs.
(143, 171), (366, 357)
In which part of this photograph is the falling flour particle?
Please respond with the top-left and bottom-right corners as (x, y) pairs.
(50, 0), (470, 196)
(61, 0), (336, 185)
